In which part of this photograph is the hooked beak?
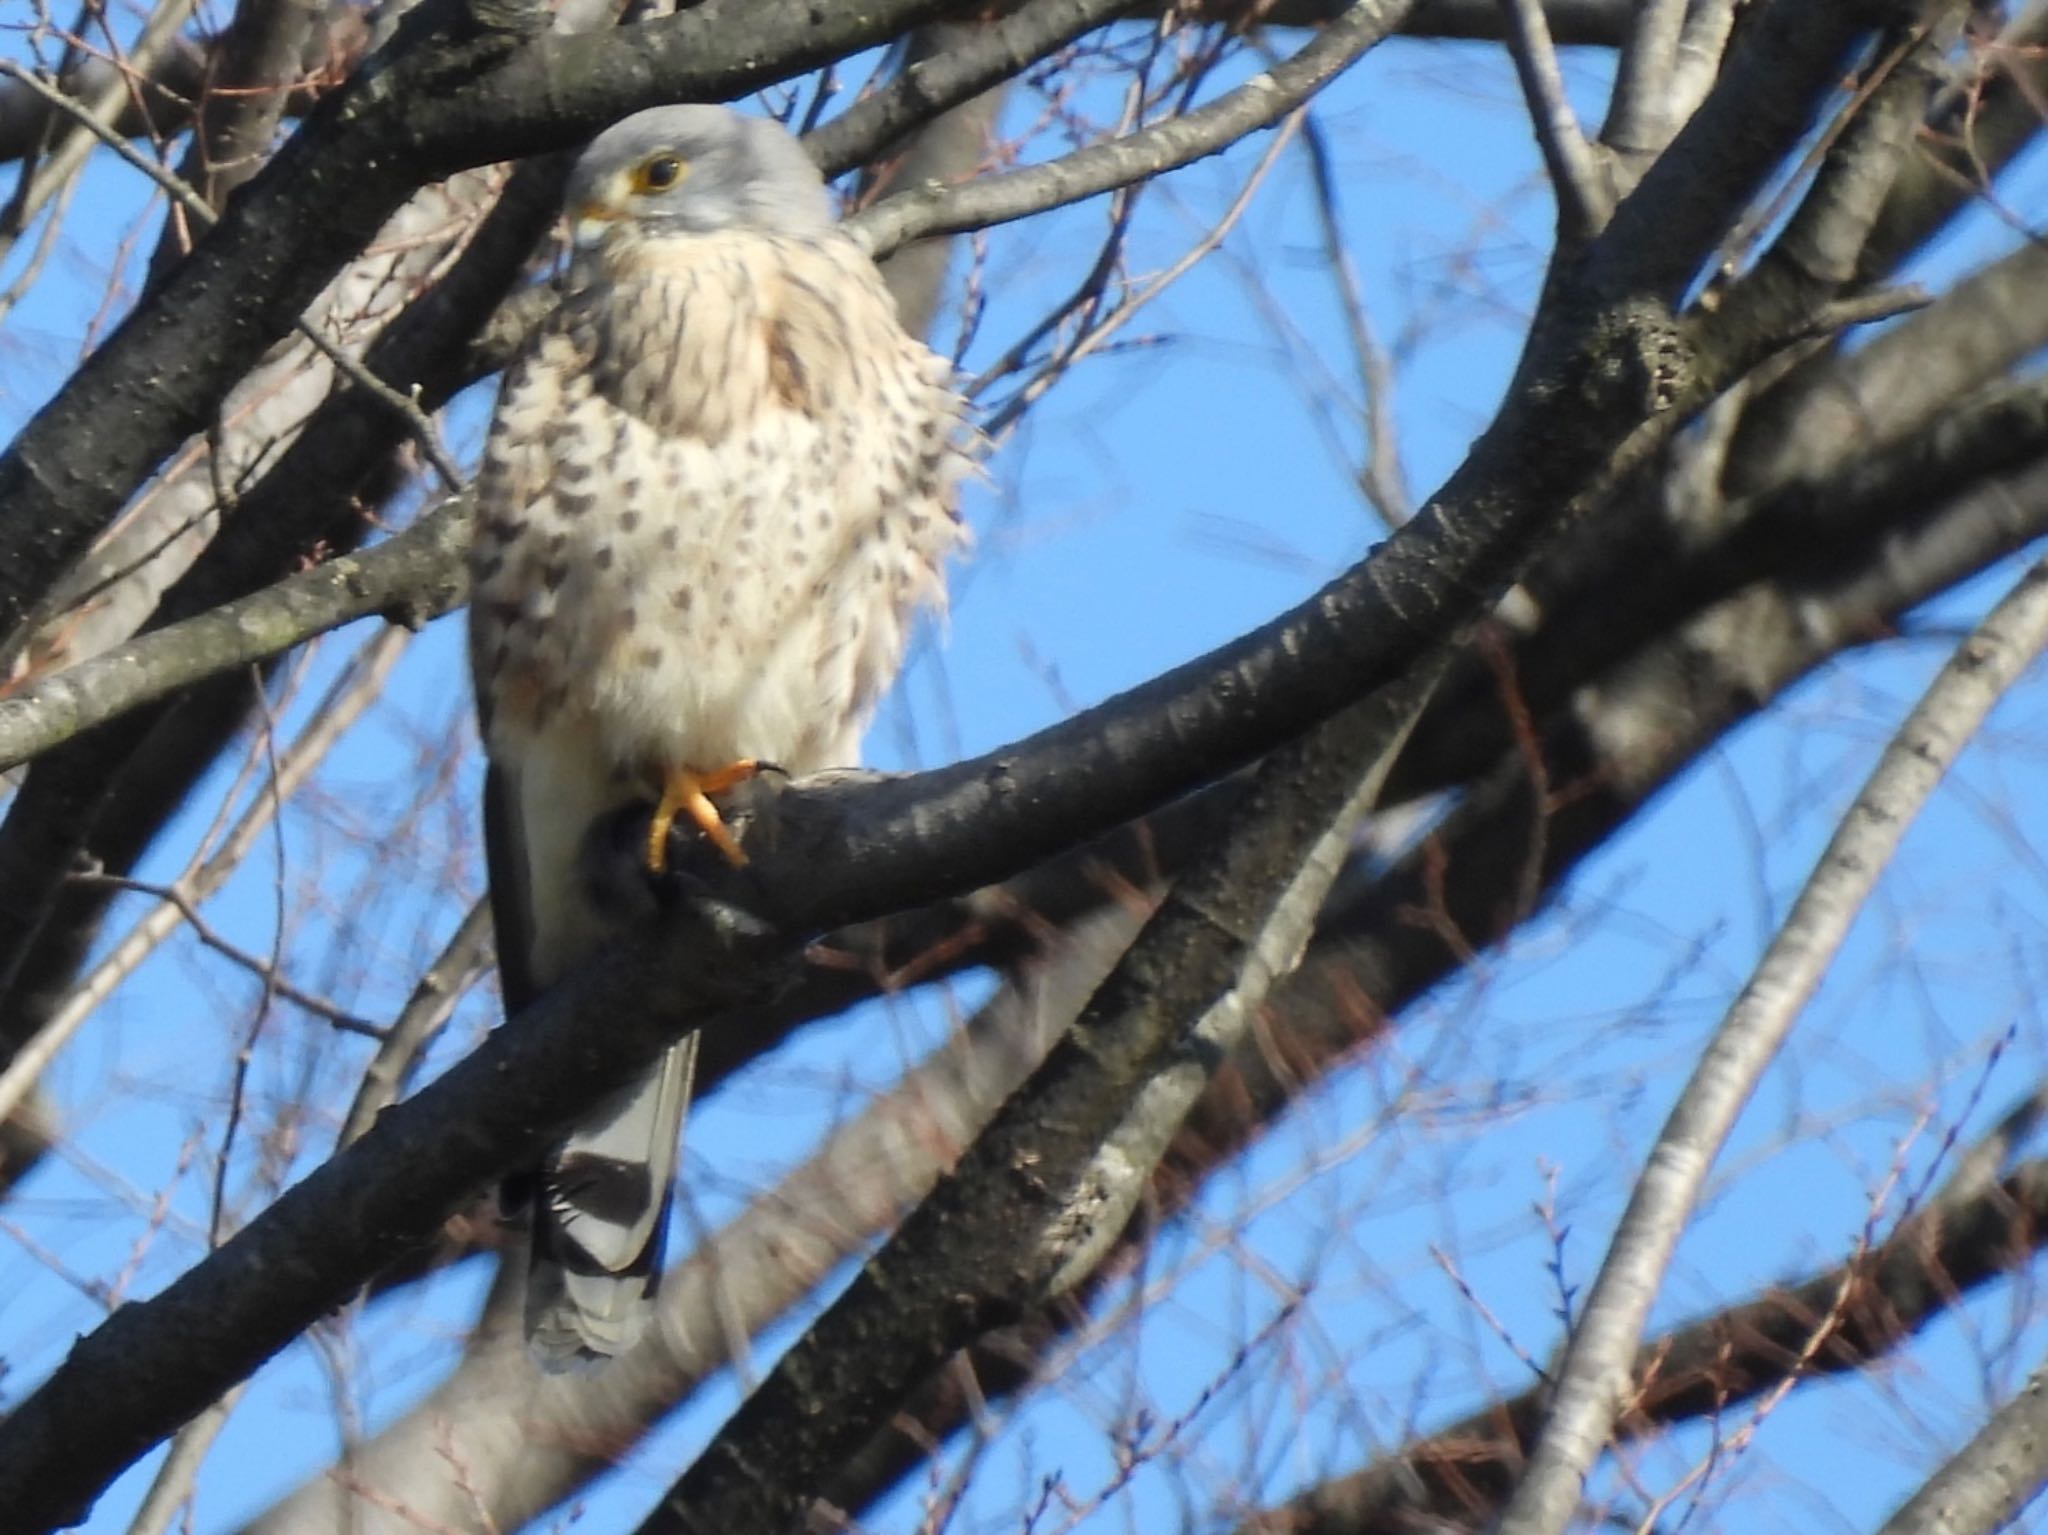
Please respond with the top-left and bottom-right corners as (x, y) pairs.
(571, 200), (621, 251)
(569, 169), (631, 250)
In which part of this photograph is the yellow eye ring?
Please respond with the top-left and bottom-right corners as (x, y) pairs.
(634, 154), (686, 193)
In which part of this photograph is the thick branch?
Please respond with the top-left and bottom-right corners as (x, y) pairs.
(642, 660), (1445, 1535)
(1878, 1349), (2048, 1535)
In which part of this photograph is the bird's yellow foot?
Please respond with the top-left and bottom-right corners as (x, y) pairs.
(646, 761), (760, 872)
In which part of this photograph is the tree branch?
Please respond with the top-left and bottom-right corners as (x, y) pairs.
(1498, 0), (1613, 241)
(1878, 1347), (2048, 1535)
(1495, 557), (2048, 1532)
(853, 0), (1416, 256)
(1252, 1157), (2048, 1533)
(0, 498), (470, 771)
(641, 659), (1447, 1535)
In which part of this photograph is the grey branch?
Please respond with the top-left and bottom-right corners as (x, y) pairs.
(338, 898), (494, 1149)
(1878, 1350), (2048, 1535)
(1250, 1158), (2048, 1533)
(1498, 0), (1613, 240)
(1598, 0), (1684, 156)
(1494, 557), (2048, 1533)
(0, 499), (470, 772)
(852, 0), (1419, 258)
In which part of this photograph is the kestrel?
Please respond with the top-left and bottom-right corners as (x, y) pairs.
(468, 105), (968, 1365)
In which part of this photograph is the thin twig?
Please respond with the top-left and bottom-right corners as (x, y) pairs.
(849, 0), (1417, 259)
(1298, 111), (1410, 526)
(0, 626), (408, 1130)
(981, 107), (1307, 441)
(67, 872), (384, 1039)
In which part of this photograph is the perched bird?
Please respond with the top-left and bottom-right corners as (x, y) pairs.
(468, 105), (969, 1365)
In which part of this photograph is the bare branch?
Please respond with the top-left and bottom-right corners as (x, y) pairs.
(1729, 238), (2048, 495)
(338, 898), (493, 1148)
(145, 0), (331, 283)
(643, 659), (1446, 1535)
(0, 499), (469, 772)
(1493, 552), (2048, 1535)
(1498, 0), (1613, 240)
(65, 872), (384, 1038)
(851, 0), (1418, 258)
(124, 1389), (245, 1535)
(1599, 0), (1684, 158)
(1878, 1350), (2048, 1535)
(1251, 1158), (2048, 1533)
(1861, 0), (2048, 278)
(1696, 16), (1959, 384)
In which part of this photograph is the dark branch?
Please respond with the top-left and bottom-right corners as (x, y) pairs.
(1584, 0), (1874, 306)
(647, 655), (1448, 1535)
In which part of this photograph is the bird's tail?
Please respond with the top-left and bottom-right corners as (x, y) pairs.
(522, 1033), (698, 1368)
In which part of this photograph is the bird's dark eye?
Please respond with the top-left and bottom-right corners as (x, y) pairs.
(635, 154), (686, 193)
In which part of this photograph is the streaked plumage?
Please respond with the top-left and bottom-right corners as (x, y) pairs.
(468, 105), (968, 1366)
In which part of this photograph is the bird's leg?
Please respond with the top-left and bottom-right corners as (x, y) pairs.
(647, 760), (760, 872)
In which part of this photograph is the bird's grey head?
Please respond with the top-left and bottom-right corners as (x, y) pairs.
(564, 105), (832, 248)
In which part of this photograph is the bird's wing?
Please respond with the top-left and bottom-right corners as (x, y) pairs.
(481, 761), (537, 1017)
(526, 1034), (697, 1366)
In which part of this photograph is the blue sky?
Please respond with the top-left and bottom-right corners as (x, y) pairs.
(2, 20), (2046, 1535)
